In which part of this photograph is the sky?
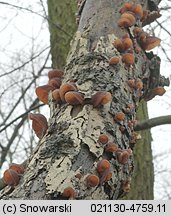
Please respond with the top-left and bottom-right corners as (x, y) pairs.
(0, 0), (171, 199)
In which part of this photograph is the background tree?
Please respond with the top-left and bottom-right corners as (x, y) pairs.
(0, 0), (170, 197)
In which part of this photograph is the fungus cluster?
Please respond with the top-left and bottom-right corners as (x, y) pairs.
(26, 67), (113, 198)
(116, 149), (132, 165)
(112, 2), (162, 69)
(119, 3), (143, 22)
(61, 132), (132, 194)
(35, 69), (64, 104)
(98, 134), (132, 164)
(133, 27), (161, 51)
(113, 1), (167, 104)
(98, 134), (119, 154)
(36, 69), (112, 108)
(112, 34), (134, 66)
(98, 2), (168, 196)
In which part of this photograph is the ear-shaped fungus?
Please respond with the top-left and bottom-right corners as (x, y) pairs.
(3, 169), (20, 186)
(113, 39), (125, 52)
(123, 37), (133, 50)
(35, 85), (54, 104)
(104, 143), (118, 153)
(114, 112), (125, 122)
(120, 2), (133, 14)
(28, 113), (48, 139)
(48, 78), (61, 88)
(153, 86), (166, 96)
(62, 186), (77, 199)
(52, 89), (62, 104)
(122, 53), (135, 65)
(91, 91), (112, 107)
(64, 91), (84, 105)
(97, 159), (110, 173)
(9, 163), (24, 174)
(116, 150), (130, 164)
(59, 83), (78, 102)
(141, 36), (161, 51)
(119, 12), (136, 27)
(98, 134), (109, 145)
(132, 4), (143, 19)
(48, 69), (64, 79)
(86, 174), (100, 187)
(109, 56), (120, 65)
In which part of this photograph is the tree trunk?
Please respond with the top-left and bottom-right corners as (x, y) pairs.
(47, 0), (77, 68)
(0, 0), (161, 199)
(123, 101), (154, 199)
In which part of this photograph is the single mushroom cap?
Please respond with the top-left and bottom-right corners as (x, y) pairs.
(91, 91), (112, 107)
(64, 91), (84, 105)
(28, 113), (48, 139)
(86, 174), (100, 187)
(9, 163), (24, 174)
(35, 85), (54, 104)
(3, 169), (20, 186)
(142, 36), (161, 51)
(48, 69), (64, 79)
(109, 56), (120, 65)
(62, 186), (76, 199)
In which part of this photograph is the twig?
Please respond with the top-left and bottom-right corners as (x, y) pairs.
(0, 46), (49, 78)
(134, 115), (171, 131)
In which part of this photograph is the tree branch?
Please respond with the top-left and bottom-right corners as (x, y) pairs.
(0, 46), (49, 78)
(0, 1), (72, 38)
(0, 50), (50, 127)
(134, 115), (171, 131)
(0, 98), (42, 168)
(0, 103), (44, 134)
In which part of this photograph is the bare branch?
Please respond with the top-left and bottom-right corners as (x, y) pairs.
(0, 98), (41, 168)
(0, 46), (49, 78)
(160, 7), (171, 10)
(0, 1), (72, 38)
(155, 20), (171, 38)
(0, 50), (50, 127)
(0, 102), (44, 134)
(135, 115), (171, 131)
(39, 0), (48, 19)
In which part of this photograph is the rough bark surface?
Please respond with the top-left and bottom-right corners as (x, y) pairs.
(0, 0), (164, 199)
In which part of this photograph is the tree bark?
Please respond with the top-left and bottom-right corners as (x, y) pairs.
(1, 0), (163, 199)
